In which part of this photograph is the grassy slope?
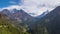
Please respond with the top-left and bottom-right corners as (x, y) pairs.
(0, 17), (28, 34)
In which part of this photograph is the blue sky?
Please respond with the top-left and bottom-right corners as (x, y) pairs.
(0, 0), (20, 8)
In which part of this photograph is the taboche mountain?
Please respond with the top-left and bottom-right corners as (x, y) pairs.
(29, 6), (60, 34)
(0, 9), (36, 34)
(0, 9), (36, 26)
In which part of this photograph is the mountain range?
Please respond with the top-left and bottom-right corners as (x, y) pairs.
(0, 7), (54, 28)
(0, 9), (37, 27)
(0, 6), (60, 34)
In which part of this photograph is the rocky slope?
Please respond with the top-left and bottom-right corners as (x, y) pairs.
(0, 13), (28, 34)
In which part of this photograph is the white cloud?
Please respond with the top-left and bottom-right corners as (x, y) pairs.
(2, 5), (22, 10)
(21, 0), (57, 16)
(23, 0), (60, 7)
(0, 5), (23, 13)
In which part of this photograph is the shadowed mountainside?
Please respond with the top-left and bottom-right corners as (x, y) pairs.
(28, 6), (60, 34)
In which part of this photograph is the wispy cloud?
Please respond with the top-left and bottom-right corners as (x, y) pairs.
(1, 5), (22, 10)
(9, 1), (17, 4)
